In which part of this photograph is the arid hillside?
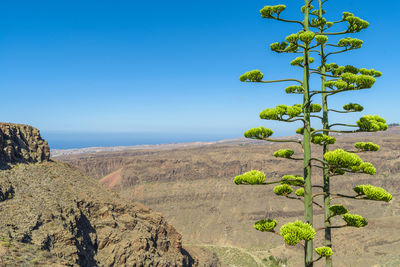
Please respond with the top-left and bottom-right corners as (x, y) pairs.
(56, 127), (400, 266)
(0, 123), (197, 266)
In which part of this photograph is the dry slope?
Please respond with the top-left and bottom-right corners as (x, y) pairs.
(57, 127), (400, 266)
(0, 123), (195, 266)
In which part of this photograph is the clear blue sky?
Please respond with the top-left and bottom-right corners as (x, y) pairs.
(1, 1), (399, 148)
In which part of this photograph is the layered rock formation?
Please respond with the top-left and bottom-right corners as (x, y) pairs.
(0, 123), (50, 169)
(0, 124), (194, 266)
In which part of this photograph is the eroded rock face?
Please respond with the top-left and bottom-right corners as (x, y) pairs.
(0, 162), (194, 266)
(0, 123), (50, 168)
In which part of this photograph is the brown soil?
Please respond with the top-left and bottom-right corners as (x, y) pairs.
(99, 168), (123, 187)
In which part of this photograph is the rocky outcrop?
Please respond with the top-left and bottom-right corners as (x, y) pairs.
(0, 123), (50, 168)
(0, 162), (194, 266)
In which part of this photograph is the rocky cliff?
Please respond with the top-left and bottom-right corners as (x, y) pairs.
(0, 124), (195, 266)
(0, 123), (50, 169)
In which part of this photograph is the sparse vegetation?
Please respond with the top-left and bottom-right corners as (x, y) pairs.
(262, 255), (288, 267)
(234, 1), (392, 266)
(206, 246), (261, 267)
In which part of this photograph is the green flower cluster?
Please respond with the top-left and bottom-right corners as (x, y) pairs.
(234, 170), (266, 185)
(298, 31), (315, 43)
(273, 184), (293, 196)
(350, 162), (376, 175)
(259, 104), (302, 120)
(323, 63), (357, 75)
(354, 185), (392, 202)
(285, 33), (299, 43)
(357, 115), (388, 132)
(338, 37), (363, 49)
(315, 35), (328, 44)
(325, 73), (376, 91)
(270, 42), (287, 52)
(315, 246), (333, 257)
(295, 188), (305, 197)
(324, 64), (382, 79)
(311, 17), (327, 28)
(354, 142), (379, 151)
(291, 56), (315, 66)
(342, 12), (354, 19)
(280, 220), (316, 246)
(341, 73), (376, 88)
(341, 12), (369, 32)
(342, 213), (368, 227)
(324, 80), (351, 90)
(329, 204), (348, 216)
(296, 127), (315, 135)
(281, 175), (304, 186)
(346, 15), (369, 33)
(260, 5), (286, 19)
(300, 4), (314, 13)
(273, 149), (294, 158)
(359, 68), (382, 77)
(323, 63), (339, 72)
(311, 133), (336, 145)
(324, 149), (376, 174)
(239, 70), (263, 82)
(244, 127), (274, 139)
(254, 219), (278, 232)
(343, 103), (364, 112)
(311, 9), (326, 16)
(331, 65), (356, 76)
(285, 85), (304, 94)
(310, 103), (322, 112)
(270, 42), (298, 53)
(324, 149), (362, 169)
(341, 65), (360, 74)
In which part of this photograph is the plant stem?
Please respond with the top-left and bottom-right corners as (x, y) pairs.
(275, 16), (305, 26)
(252, 137), (302, 145)
(329, 123), (358, 128)
(245, 78), (303, 84)
(328, 109), (358, 114)
(316, 225), (348, 232)
(303, 1), (314, 266)
(311, 129), (359, 135)
(318, 1), (332, 266)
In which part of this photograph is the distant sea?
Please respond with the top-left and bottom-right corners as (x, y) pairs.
(41, 132), (243, 150)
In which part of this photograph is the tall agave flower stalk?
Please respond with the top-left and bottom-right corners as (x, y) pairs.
(309, 0), (391, 266)
(234, 1), (393, 266)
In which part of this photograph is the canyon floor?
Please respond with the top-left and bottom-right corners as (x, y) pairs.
(55, 127), (400, 266)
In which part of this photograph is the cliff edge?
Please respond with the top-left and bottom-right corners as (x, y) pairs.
(0, 123), (50, 169)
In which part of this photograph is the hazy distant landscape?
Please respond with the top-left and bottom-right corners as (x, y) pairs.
(54, 126), (400, 266)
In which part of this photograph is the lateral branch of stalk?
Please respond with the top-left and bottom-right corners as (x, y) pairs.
(242, 79), (303, 85)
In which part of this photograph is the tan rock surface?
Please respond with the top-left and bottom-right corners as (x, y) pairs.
(0, 162), (195, 266)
